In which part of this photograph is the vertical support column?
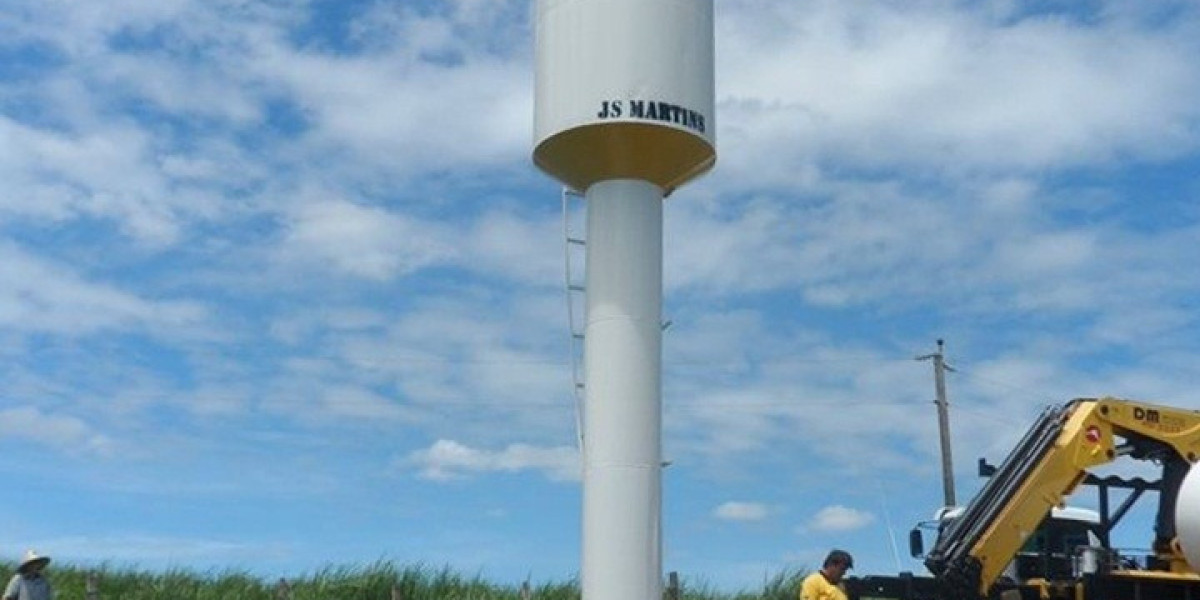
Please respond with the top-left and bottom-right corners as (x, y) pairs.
(581, 178), (664, 600)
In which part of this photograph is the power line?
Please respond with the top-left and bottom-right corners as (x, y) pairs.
(943, 362), (1062, 406)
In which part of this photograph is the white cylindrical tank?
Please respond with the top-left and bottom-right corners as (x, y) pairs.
(534, 0), (715, 193)
(1177, 463), (1200, 571)
(532, 3), (715, 600)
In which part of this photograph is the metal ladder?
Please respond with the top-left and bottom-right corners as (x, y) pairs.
(562, 187), (587, 451)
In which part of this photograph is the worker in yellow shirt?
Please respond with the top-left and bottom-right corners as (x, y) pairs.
(800, 549), (854, 600)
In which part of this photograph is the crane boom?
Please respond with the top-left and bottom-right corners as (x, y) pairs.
(924, 397), (1200, 598)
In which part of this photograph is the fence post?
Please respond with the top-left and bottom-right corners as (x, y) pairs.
(520, 580), (531, 600)
(86, 571), (99, 600)
(666, 571), (680, 600)
(391, 584), (403, 600)
(275, 578), (291, 600)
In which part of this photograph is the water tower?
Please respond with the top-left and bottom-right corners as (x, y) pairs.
(532, 2), (716, 600)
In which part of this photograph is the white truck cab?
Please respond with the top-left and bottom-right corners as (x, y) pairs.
(912, 505), (1103, 583)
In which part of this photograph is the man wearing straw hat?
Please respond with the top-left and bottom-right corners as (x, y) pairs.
(4, 550), (52, 600)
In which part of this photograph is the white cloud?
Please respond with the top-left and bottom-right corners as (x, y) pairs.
(0, 407), (112, 456)
(272, 196), (563, 286)
(0, 117), (185, 245)
(0, 242), (206, 336)
(807, 505), (875, 533)
(715, 0), (1200, 179)
(1, 0), (533, 255)
(331, 293), (567, 419)
(464, 210), (562, 285)
(714, 501), (770, 522)
(407, 439), (579, 482)
(667, 177), (1200, 351)
(318, 385), (418, 422)
(251, 24), (531, 176)
(278, 198), (456, 281)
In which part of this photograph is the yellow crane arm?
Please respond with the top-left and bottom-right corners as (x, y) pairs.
(925, 397), (1200, 598)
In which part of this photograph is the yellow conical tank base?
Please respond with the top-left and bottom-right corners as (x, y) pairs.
(534, 122), (715, 194)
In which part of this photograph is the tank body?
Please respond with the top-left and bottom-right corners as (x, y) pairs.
(1178, 463), (1200, 571)
(534, 0), (715, 193)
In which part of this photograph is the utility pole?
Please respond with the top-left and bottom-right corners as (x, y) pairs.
(917, 339), (956, 507)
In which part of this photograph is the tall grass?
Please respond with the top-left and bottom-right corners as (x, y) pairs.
(0, 562), (807, 600)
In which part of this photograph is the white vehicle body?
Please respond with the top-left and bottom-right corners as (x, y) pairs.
(926, 506), (1103, 583)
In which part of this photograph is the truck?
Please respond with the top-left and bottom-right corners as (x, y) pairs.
(846, 396), (1200, 600)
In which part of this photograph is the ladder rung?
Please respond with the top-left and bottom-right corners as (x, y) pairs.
(568, 284), (585, 292)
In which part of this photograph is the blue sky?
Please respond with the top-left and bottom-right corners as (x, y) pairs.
(2, 0), (1200, 592)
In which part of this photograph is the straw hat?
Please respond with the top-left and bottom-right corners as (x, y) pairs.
(18, 550), (50, 573)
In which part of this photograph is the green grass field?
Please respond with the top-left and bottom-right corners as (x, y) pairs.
(0, 562), (808, 600)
